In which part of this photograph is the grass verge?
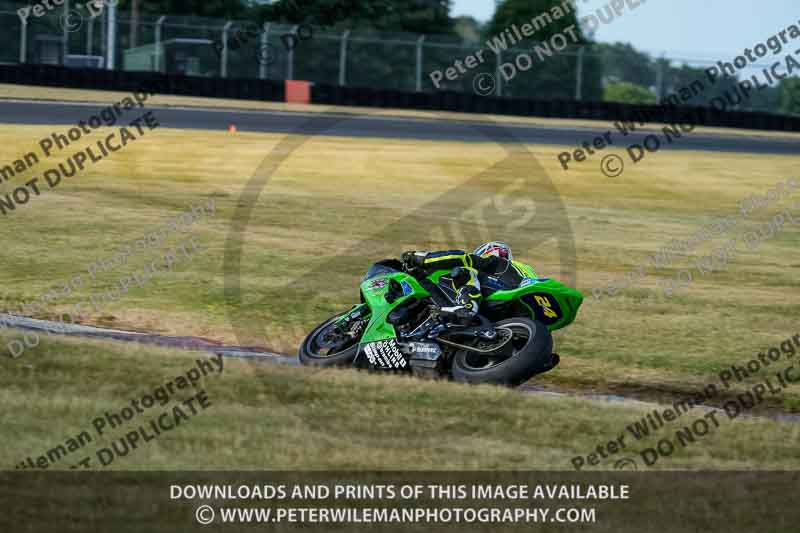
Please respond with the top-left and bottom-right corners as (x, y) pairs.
(2, 331), (800, 470)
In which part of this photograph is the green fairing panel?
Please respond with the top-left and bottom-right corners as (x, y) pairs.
(358, 273), (429, 344)
(485, 277), (583, 331)
(356, 263), (583, 344)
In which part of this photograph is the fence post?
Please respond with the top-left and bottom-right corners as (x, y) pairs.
(63, 0), (69, 64)
(495, 49), (503, 97)
(19, 18), (27, 63)
(287, 25), (298, 80)
(415, 35), (425, 92)
(575, 46), (585, 101)
(155, 15), (166, 72)
(338, 30), (350, 86)
(655, 55), (665, 103)
(87, 9), (103, 57)
(221, 21), (232, 78)
(87, 14), (93, 56)
(130, 0), (140, 48)
(101, 9), (107, 61)
(106, 0), (116, 69)
(259, 23), (270, 80)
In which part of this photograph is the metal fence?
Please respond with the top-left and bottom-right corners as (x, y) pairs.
(0, 2), (792, 116)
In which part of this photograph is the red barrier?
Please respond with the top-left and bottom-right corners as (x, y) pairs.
(285, 80), (311, 104)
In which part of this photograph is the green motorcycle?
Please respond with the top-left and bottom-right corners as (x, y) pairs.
(299, 258), (583, 386)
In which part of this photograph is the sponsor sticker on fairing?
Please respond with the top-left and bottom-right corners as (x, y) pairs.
(362, 339), (407, 369)
(400, 280), (413, 296)
(366, 278), (388, 292)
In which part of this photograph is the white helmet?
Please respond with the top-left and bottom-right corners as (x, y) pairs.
(473, 241), (513, 261)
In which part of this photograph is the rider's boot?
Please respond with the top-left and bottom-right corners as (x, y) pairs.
(440, 267), (482, 323)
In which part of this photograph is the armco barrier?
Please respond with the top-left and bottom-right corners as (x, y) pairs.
(312, 84), (800, 133)
(0, 64), (284, 103)
(0, 64), (798, 133)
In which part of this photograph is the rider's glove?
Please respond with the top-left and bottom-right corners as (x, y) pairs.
(439, 305), (475, 325)
(401, 251), (427, 270)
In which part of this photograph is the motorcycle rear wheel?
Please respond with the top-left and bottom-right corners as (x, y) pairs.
(451, 318), (555, 386)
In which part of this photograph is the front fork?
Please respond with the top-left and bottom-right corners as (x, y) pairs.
(333, 303), (370, 327)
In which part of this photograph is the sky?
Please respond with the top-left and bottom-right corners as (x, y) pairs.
(451, 0), (799, 65)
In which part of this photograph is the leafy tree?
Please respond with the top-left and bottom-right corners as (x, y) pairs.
(215, 0), (455, 34)
(453, 15), (483, 43)
(661, 64), (739, 108)
(114, 0), (250, 19)
(482, 0), (602, 101)
(596, 42), (655, 88)
(604, 81), (656, 104)
(486, 0), (583, 41)
(112, 0), (453, 34)
(743, 85), (782, 114)
(780, 77), (800, 115)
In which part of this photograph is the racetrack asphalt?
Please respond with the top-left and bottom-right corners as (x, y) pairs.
(1, 98), (798, 155)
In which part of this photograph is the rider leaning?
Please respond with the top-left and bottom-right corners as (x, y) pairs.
(401, 241), (536, 317)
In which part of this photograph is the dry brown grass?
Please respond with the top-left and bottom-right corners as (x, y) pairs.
(3, 331), (800, 470)
(0, 117), (799, 470)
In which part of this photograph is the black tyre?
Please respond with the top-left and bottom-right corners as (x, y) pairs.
(451, 318), (554, 387)
(298, 313), (361, 367)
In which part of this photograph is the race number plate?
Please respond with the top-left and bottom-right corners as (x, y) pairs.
(523, 293), (563, 325)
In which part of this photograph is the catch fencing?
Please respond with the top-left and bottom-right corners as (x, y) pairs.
(0, 2), (795, 118)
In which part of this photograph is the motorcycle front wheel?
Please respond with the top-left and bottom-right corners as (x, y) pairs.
(298, 313), (361, 367)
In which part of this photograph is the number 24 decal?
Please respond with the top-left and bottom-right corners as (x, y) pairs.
(535, 295), (558, 319)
